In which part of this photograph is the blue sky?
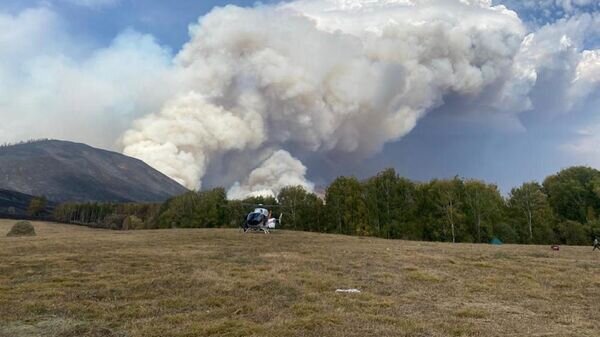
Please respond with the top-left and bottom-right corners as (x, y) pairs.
(0, 0), (599, 195)
(1, 0), (592, 52)
(0, 0), (266, 49)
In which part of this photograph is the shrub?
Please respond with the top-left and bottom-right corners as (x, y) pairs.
(100, 214), (126, 230)
(122, 215), (144, 230)
(7, 221), (36, 237)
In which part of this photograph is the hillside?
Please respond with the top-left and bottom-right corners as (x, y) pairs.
(0, 189), (55, 217)
(0, 140), (187, 203)
(1, 220), (598, 337)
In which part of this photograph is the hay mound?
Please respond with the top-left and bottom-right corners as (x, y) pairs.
(7, 221), (36, 237)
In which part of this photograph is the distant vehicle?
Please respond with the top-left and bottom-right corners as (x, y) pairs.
(241, 204), (282, 234)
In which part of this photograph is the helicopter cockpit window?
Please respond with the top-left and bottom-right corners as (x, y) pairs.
(254, 208), (269, 216)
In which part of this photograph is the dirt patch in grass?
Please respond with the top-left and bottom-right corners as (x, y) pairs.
(1, 219), (599, 337)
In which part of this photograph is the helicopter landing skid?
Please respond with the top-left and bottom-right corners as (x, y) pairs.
(242, 226), (270, 234)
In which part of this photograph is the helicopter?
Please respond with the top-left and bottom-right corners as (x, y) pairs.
(241, 204), (283, 234)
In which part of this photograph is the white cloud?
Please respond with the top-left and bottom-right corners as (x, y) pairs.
(59, 0), (121, 9)
(495, 13), (600, 117)
(561, 123), (600, 167)
(0, 7), (175, 150)
(497, 0), (599, 17)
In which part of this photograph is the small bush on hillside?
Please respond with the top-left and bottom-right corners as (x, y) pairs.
(7, 221), (36, 237)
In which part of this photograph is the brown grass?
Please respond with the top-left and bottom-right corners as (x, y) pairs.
(1, 219), (599, 337)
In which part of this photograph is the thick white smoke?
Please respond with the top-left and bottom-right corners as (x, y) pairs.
(227, 150), (314, 199)
(122, 92), (266, 188)
(122, 0), (529, 198)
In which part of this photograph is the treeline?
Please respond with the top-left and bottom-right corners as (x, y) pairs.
(54, 166), (600, 245)
(54, 202), (162, 229)
(53, 188), (278, 230)
(0, 138), (51, 148)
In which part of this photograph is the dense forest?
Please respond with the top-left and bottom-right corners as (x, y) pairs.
(53, 166), (600, 245)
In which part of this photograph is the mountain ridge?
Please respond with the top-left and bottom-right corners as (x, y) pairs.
(0, 140), (188, 203)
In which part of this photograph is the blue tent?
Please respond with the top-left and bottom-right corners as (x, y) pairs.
(490, 237), (503, 245)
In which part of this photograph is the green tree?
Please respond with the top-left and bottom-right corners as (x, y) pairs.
(463, 180), (504, 243)
(303, 193), (325, 232)
(27, 196), (47, 217)
(194, 188), (228, 228)
(543, 166), (600, 224)
(492, 222), (519, 243)
(423, 178), (465, 243)
(278, 186), (324, 232)
(507, 182), (555, 243)
(556, 220), (590, 245)
(156, 188), (227, 228)
(243, 195), (278, 207)
(278, 186), (307, 230)
(325, 176), (368, 235)
(157, 192), (200, 228)
(225, 200), (248, 227)
(363, 169), (418, 239)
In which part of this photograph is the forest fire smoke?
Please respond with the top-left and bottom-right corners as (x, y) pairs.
(120, 0), (599, 198)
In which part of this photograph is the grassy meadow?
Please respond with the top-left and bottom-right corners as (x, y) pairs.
(1, 219), (599, 337)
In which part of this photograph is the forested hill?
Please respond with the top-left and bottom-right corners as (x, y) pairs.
(0, 189), (55, 217)
(0, 140), (188, 203)
(54, 166), (600, 246)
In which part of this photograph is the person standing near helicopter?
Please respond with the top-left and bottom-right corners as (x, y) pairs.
(593, 237), (600, 251)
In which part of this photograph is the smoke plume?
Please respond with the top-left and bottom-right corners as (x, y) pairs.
(122, 0), (529, 198)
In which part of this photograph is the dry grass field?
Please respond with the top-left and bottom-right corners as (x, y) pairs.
(1, 219), (599, 337)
